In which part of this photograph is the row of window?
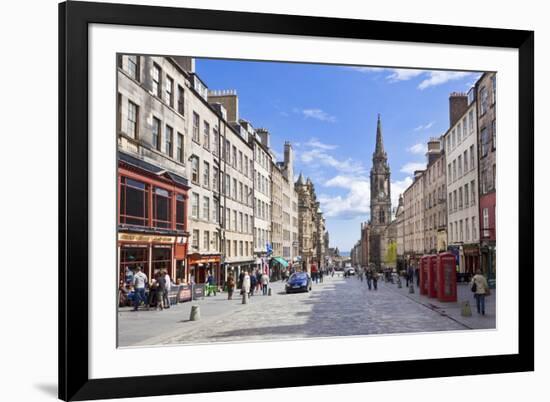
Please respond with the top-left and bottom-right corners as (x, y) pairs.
(190, 229), (254, 258)
(255, 197), (271, 222)
(121, 56), (187, 117)
(256, 171), (270, 197)
(446, 110), (475, 152)
(254, 228), (271, 250)
(448, 145), (476, 184)
(449, 216), (478, 243)
(119, 176), (186, 231)
(480, 164), (497, 195)
(480, 120), (496, 157)
(425, 185), (446, 210)
(448, 180), (477, 214)
(479, 76), (496, 116)
(254, 143), (271, 171)
(189, 192), (254, 234)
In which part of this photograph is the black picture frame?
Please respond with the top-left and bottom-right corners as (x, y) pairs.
(59, 1), (534, 400)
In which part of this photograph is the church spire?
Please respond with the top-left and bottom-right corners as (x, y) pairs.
(374, 113), (385, 156)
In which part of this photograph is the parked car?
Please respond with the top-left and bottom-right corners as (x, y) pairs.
(285, 272), (312, 293)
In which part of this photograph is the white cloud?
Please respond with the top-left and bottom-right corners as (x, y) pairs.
(347, 67), (478, 90)
(319, 175), (371, 219)
(300, 148), (366, 174)
(418, 71), (472, 90)
(407, 143), (427, 154)
(400, 162), (426, 175)
(390, 177), (413, 212)
(304, 137), (338, 150)
(345, 66), (385, 73)
(386, 69), (424, 83)
(301, 108), (336, 123)
(414, 121), (435, 131)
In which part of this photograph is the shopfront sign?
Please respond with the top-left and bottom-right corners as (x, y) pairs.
(188, 255), (221, 265)
(177, 285), (192, 303)
(118, 233), (175, 244)
(193, 284), (205, 300)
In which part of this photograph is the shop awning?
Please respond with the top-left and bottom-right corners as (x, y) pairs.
(273, 257), (289, 267)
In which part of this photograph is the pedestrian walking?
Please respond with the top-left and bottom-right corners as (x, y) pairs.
(372, 271), (378, 291)
(256, 270), (262, 294)
(415, 266), (420, 287)
(319, 269), (324, 283)
(132, 267), (147, 311)
(366, 269), (372, 290)
(261, 272), (269, 295)
(470, 269), (490, 315)
(238, 271), (244, 290)
(156, 271), (167, 310)
(241, 271), (251, 296)
(226, 272), (235, 300)
(163, 270), (171, 309)
(406, 265), (413, 287)
(250, 272), (257, 296)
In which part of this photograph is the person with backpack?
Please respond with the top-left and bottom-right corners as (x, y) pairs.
(470, 269), (490, 315)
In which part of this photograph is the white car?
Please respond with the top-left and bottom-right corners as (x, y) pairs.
(344, 267), (355, 276)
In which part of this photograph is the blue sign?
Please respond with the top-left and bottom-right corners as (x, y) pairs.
(266, 243), (273, 255)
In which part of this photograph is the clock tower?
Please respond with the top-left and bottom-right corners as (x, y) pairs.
(369, 114), (392, 269)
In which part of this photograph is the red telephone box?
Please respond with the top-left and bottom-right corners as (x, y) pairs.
(419, 256), (429, 295)
(436, 252), (457, 302)
(427, 255), (438, 298)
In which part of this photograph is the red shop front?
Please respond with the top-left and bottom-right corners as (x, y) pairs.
(118, 233), (188, 284)
(187, 253), (221, 285)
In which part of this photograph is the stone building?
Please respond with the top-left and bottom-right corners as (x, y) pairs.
(270, 160), (284, 263)
(423, 138), (447, 254)
(360, 222), (370, 267)
(206, 90), (256, 281)
(403, 170), (425, 268)
(476, 72), (497, 287)
(246, 126), (272, 274)
(443, 90), (480, 274)
(117, 54), (197, 284)
(394, 195), (405, 269)
(369, 115), (392, 270)
(278, 142), (299, 263)
(295, 174), (323, 273)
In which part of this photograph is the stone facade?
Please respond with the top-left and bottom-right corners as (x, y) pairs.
(423, 139), (447, 254)
(443, 90), (480, 274)
(369, 115), (392, 269)
(270, 161), (284, 260)
(476, 72), (497, 286)
(295, 174), (325, 272)
(404, 170), (425, 267)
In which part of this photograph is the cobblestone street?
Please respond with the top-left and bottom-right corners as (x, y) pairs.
(119, 274), (494, 347)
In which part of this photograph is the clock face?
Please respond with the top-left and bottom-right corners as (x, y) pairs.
(379, 190), (385, 199)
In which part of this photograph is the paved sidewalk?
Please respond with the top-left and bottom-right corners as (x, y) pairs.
(383, 278), (496, 330)
(118, 280), (289, 346)
(119, 275), (470, 347)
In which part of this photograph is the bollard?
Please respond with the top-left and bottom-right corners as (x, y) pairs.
(409, 283), (415, 294)
(242, 291), (249, 304)
(397, 278), (402, 288)
(268, 288), (272, 296)
(189, 305), (201, 321)
(461, 301), (472, 317)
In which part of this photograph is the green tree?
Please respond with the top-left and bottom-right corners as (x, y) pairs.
(385, 240), (397, 267)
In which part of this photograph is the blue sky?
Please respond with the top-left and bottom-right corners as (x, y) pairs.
(196, 58), (481, 252)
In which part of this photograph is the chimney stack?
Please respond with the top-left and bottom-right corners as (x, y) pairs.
(449, 92), (468, 127)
